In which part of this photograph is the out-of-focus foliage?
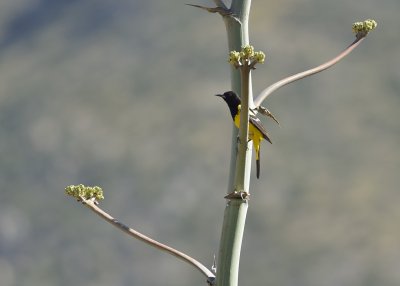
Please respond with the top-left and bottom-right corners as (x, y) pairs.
(0, 0), (399, 286)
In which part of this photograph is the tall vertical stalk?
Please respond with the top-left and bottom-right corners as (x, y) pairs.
(217, 1), (253, 286)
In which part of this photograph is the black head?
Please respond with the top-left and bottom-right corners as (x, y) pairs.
(215, 91), (241, 119)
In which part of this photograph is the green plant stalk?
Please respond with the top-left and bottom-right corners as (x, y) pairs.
(222, 1), (253, 192)
(216, 200), (248, 286)
(217, 1), (252, 286)
(234, 64), (252, 190)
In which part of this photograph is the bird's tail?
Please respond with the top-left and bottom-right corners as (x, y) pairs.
(254, 139), (261, 179)
(256, 148), (260, 179)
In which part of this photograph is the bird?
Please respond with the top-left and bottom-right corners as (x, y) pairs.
(216, 91), (272, 179)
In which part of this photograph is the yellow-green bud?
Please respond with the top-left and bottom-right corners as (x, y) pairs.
(254, 51), (266, 64)
(364, 19), (377, 31)
(228, 51), (241, 65)
(242, 45), (254, 58)
(352, 22), (363, 33)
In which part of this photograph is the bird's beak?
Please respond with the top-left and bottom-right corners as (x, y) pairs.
(215, 94), (222, 97)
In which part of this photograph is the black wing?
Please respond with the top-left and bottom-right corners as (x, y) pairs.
(249, 115), (272, 144)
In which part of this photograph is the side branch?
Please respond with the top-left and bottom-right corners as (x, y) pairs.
(185, 4), (232, 17)
(79, 197), (216, 284)
(254, 37), (365, 107)
(186, 2), (241, 23)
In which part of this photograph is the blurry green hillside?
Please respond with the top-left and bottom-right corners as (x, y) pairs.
(0, 1), (399, 286)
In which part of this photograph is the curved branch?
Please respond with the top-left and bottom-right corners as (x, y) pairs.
(254, 36), (365, 107)
(79, 197), (216, 285)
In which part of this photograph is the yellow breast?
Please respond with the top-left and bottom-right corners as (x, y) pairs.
(233, 112), (264, 142)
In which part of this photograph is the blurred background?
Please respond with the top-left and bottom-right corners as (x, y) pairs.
(0, 0), (399, 285)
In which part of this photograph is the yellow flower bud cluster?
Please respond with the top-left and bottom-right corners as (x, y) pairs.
(352, 19), (377, 37)
(65, 184), (104, 201)
(229, 45), (266, 68)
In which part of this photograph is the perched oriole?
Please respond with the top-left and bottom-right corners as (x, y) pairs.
(216, 91), (272, 179)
